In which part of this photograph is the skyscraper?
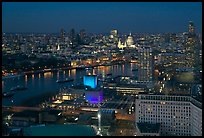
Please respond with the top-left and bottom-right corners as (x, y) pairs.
(138, 46), (154, 83)
(185, 21), (200, 74)
(60, 29), (65, 42)
(110, 29), (118, 43)
(188, 21), (195, 35)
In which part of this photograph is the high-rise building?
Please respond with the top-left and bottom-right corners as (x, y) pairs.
(138, 46), (154, 83)
(188, 21), (195, 35)
(184, 21), (201, 79)
(110, 29), (118, 38)
(60, 29), (65, 42)
(69, 28), (76, 43)
(79, 29), (86, 44)
(110, 29), (118, 43)
(135, 94), (202, 136)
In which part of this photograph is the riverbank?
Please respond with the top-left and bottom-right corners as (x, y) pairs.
(3, 60), (127, 77)
(20, 90), (59, 107)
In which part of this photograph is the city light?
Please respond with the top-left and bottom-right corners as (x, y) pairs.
(2, 2), (202, 137)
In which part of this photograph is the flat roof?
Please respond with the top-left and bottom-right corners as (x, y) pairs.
(23, 124), (96, 136)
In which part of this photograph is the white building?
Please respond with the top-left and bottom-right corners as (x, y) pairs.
(126, 33), (134, 46)
(135, 94), (202, 136)
(117, 33), (135, 49)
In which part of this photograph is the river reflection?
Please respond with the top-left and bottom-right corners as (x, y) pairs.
(2, 63), (138, 106)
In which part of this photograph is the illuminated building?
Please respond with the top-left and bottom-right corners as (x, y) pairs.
(57, 44), (60, 51)
(138, 46), (154, 83)
(85, 90), (103, 104)
(83, 75), (98, 89)
(115, 84), (145, 96)
(110, 29), (118, 38)
(110, 29), (118, 43)
(184, 21), (201, 83)
(126, 33), (134, 47)
(135, 94), (202, 136)
(117, 38), (126, 49)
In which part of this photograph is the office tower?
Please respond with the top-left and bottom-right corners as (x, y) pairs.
(188, 21), (195, 35)
(187, 21), (202, 83)
(138, 46), (154, 83)
(110, 29), (118, 43)
(110, 29), (118, 38)
(69, 28), (77, 49)
(69, 28), (76, 43)
(79, 29), (86, 44)
(60, 29), (65, 42)
(185, 21), (200, 72)
(135, 94), (202, 136)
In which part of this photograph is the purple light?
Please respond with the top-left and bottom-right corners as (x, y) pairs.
(85, 90), (103, 104)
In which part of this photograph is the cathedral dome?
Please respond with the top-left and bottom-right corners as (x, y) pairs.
(126, 33), (134, 46)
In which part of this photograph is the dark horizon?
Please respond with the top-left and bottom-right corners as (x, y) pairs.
(2, 2), (202, 34)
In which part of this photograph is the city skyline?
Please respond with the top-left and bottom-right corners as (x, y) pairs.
(2, 2), (202, 136)
(2, 2), (202, 34)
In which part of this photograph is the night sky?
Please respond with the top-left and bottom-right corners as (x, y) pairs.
(2, 2), (202, 34)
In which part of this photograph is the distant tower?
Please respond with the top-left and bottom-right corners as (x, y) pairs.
(60, 29), (65, 42)
(110, 29), (118, 38)
(79, 29), (86, 44)
(188, 21), (195, 35)
(70, 28), (76, 43)
(110, 29), (118, 43)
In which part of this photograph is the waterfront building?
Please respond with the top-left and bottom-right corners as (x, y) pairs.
(83, 75), (98, 89)
(135, 94), (202, 136)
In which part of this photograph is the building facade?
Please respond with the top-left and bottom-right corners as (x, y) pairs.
(135, 94), (202, 136)
(138, 46), (154, 83)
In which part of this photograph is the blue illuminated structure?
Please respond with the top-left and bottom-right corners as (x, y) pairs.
(85, 90), (103, 104)
(83, 75), (97, 89)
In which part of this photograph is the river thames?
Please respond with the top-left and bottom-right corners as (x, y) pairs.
(2, 63), (138, 106)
